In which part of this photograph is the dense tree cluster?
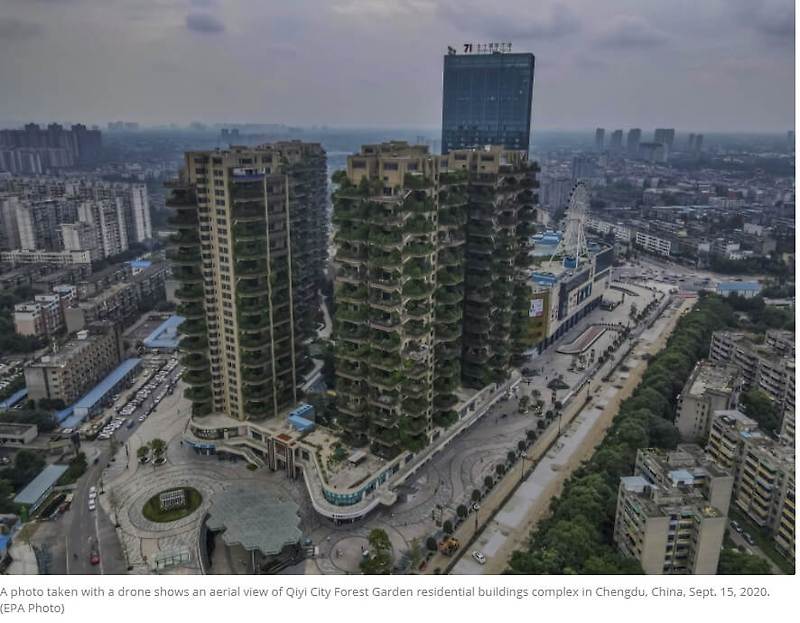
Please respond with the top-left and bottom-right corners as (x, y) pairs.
(739, 389), (781, 436)
(0, 450), (46, 512)
(507, 295), (736, 574)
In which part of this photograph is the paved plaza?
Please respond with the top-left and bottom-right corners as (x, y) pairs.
(101, 274), (668, 575)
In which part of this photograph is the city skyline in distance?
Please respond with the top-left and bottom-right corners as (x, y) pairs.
(0, 0), (794, 132)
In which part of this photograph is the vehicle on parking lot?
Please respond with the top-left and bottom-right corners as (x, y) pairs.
(743, 533), (755, 546)
(88, 501), (96, 511)
(472, 551), (487, 565)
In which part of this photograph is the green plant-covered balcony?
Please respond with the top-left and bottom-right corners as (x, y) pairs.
(179, 319), (207, 337)
(338, 400), (366, 416)
(437, 248), (463, 267)
(239, 332), (270, 349)
(405, 241), (434, 257)
(405, 321), (430, 337)
(235, 241), (268, 260)
(173, 265), (203, 284)
(402, 279), (433, 299)
(337, 322), (369, 340)
(372, 331), (401, 350)
(466, 272), (493, 289)
(440, 189), (468, 206)
(337, 306), (368, 323)
(434, 393), (458, 410)
(238, 313), (271, 331)
(369, 311), (401, 329)
(439, 170), (468, 185)
(435, 342), (461, 360)
(437, 267), (462, 286)
(439, 207), (467, 228)
(332, 206), (369, 224)
(405, 216), (435, 235)
(405, 197), (435, 214)
(234, 258), (267, 277)
(184, 385), (211, 402)
(166, 213), (198, 229)
(183, 368), (211, 385)
(369, 351), (401, 369)
(337, 343), (369, 360)
(403, 174), (433, 190)
(367, 250), (401, 268)
(233, 221), (267, 241)
(435, 287), (463, 305)
(369, 291), (401, 308)
(402, 397), (429, 417)
(245, 401), (272, 417)
(337, 360), (365, 379)
(403, 260), (432, 280)
(434, 376), (459, 394)
(436, 323), (460, 341)
(435, 305), (463, 324)
(240, 350), (272, 367)
(369, 370), (403, 389)
(166, 248), (201, 266)
(402, 378), (429, 397)
(237, 279), (269, 297)
(241, 367), (271, 384)
(335, 283), (367, 302)
(334, 224), (369, 244)
(517, 222), (537, 237)
(242, 382), (273, 401)
(176, 301), (204, 319)
(405, 301), (431, 318)
(440, 231), (465, 247)
(180, 353), (208, 370)
(435, 359), (460, 379)
(179, 335), (207, 353)
(368, 230), (403, 247)
(232, 204), (266, 221)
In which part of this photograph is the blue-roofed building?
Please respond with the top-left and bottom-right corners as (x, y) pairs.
(71, 358), (141, 420)
(142, 315), (185, 350)
(716, 281), (761, 299)
(13, 464), (69, 515)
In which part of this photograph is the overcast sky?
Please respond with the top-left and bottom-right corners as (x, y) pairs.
(0, 0), (794, 131)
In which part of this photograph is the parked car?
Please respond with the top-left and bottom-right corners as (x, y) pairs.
(472, 551), (487, 565)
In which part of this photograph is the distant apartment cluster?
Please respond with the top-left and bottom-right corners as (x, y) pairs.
(614, 327), (795, 573)
(0, 176), (152, 264)
(12, 259), (167, 339)
(594, 127), (698, 162)
(0, 123), (102, 174)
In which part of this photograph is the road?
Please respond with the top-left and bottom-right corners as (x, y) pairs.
(32, 357), (181, 575)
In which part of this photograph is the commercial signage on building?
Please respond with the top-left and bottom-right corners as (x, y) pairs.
(529, 298), (544, 318)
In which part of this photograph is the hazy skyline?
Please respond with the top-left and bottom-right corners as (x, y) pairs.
(0, 0), (795, 131)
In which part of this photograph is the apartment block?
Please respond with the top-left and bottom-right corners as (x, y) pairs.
(332, 142), (537, 458)
(13, 285), (75, 338)
(706, 409), (795, 559)
(167, 143), (327, 422)
(24, 321), (123, 404)
(709, 330), (795, 417)
(675, 361), (739, 442)
(634, 231), (672, 256)
(613, 445), (733, 575)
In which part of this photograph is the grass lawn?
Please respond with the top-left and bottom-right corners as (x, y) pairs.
(729, 508), (795, 575)
(141, 487), (202, 523)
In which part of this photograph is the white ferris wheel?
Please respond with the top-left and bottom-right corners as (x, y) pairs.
(549, 181), (589, 268)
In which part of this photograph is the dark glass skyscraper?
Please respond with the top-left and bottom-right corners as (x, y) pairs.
(441, 50), (535, 154)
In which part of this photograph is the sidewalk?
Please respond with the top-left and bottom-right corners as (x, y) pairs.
(5, 541), (39, 574)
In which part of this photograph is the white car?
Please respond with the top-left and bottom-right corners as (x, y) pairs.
(472, 551), (487, 565)
(88, 501), (96, 511)
(138, 415), (146, 422)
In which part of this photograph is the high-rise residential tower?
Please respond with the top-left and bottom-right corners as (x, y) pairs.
(626, 128), (641, 156)
(166, 142), (327, 421)
(594, 128), (605, 151)
(441, 46), (535, 154)
(331, 142), (537, 458)
(609, 129), (623, 152)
